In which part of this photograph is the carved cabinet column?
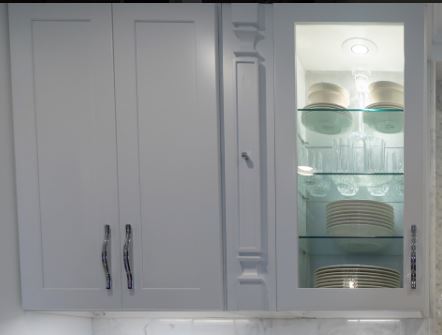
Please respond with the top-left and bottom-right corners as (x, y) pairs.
(222, 4), (276, 310)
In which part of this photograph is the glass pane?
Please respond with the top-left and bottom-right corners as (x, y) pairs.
(295, 24), (404, 288)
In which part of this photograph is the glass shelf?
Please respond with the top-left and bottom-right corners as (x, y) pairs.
(298, 108), (403, 112)
(300, 236), (403, 239)
(312, 172), (403, 176)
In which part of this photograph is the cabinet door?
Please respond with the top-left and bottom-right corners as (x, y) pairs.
(113, 4), (224, 310)
(274, 4), (428, 314)
(9, 4), (121, 309)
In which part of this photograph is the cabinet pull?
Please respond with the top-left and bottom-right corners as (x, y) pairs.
(101, 225), (111, 290)
(241, 151), (251, 162)
(123, 224), (133, 290)
(410, 225), (416, 289)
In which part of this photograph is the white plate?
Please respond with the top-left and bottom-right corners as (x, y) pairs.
(363, 103), (403, 134)
(327, 206), (394, 215)
(314, 279), (400, 287)
(303, 102), (346, 109)
(327, 200), (393, 210)
(366, 102), (403, 109)
(327, 210), (394, 221)
(314, 271), (400, 280)
(314, 270), (401, 279)
(327, 218), (393, 226)
(327, 216), (393, 225)
(315, 272), (400, 282)
(327, 216), (394, 224)
(315, 277), (400, 284)
(306, 82), (350, 107)
(301, 109), (352, 135)
(327, 211), (393, 220)
(327, 204), (394, 213)
(315, 284), (399, 288)
(314, 264), (400, 275)
(327, 224), (394, 231)
(327, 199), (393, 206)
(315, 275), (400, 284)
(327, 220), (394, 228)
(327, 220), (394, 229)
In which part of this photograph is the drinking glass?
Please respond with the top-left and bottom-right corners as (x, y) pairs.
(366, 136), (385, 173)
(306, 175), (331, 198)
(332, 175), (359, 197)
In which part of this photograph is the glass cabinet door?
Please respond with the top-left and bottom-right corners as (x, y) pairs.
(274, 4), (427, 313)
(295, 24), (405, 289)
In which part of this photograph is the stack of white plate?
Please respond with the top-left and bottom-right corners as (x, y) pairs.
(302, 82), (352, 135)
(364, 81), (404, 134)
(327, 200), (394, 252)
(314, 264), (401, 288)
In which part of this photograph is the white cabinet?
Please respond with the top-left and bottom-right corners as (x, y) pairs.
(272, 4), (429, 313)
(9, 4), (121, 310)
(222, 3), (429, 315)
(10, 3), (223, 310)
(112, 4), (223, 310)
(10, 3), (430, 314)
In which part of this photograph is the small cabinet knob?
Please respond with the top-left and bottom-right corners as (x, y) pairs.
(241, 151), (251, 162)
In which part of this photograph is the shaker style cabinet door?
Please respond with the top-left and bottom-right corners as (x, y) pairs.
(113, 4), (224, 310)
(9, 4), (121, 309)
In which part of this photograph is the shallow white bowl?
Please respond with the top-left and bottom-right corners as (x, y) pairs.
(367, 81), (404, 108)
(306, 82), (350, 108)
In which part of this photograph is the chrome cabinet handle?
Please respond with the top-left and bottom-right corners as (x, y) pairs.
(101, 225), (111, 290)
(123, 224), (133, 290)
(410, 225), (416, 289)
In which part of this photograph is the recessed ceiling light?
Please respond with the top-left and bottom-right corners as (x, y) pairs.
(351, 44), (369, 55)
(342, 37), (377, 56)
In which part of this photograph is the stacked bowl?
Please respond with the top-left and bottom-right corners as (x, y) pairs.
(326, 200), (394, 252)
(364, 81), (404, 133)
(302, 82), (352, 135)
(314, 264), (401, 288)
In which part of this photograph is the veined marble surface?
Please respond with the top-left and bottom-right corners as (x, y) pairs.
(93, 318), (427, 335)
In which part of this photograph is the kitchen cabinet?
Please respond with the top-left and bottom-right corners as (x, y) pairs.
(272, 4), (429, 313)
(9, 4), (121, 310)
(10, 3), (430, 314)
(9, 3), (223, 310)
(112, 4), (223, 310)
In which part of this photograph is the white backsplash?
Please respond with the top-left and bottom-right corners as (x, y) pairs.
(92, 318), (428, 335)
(0, 313), (92, 335)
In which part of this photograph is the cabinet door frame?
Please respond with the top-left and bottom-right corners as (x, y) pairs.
(273, 3), (429, 314)
(112, 3), (224, 310)
(9, 4), (122, 310)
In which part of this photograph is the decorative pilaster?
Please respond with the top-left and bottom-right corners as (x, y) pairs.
(223, 3), (275, 310)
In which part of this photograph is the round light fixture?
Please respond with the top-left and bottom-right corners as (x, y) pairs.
(351, 44), (369, 55)
(342, 37), (377, 56)
(297, 165), (314, 176)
